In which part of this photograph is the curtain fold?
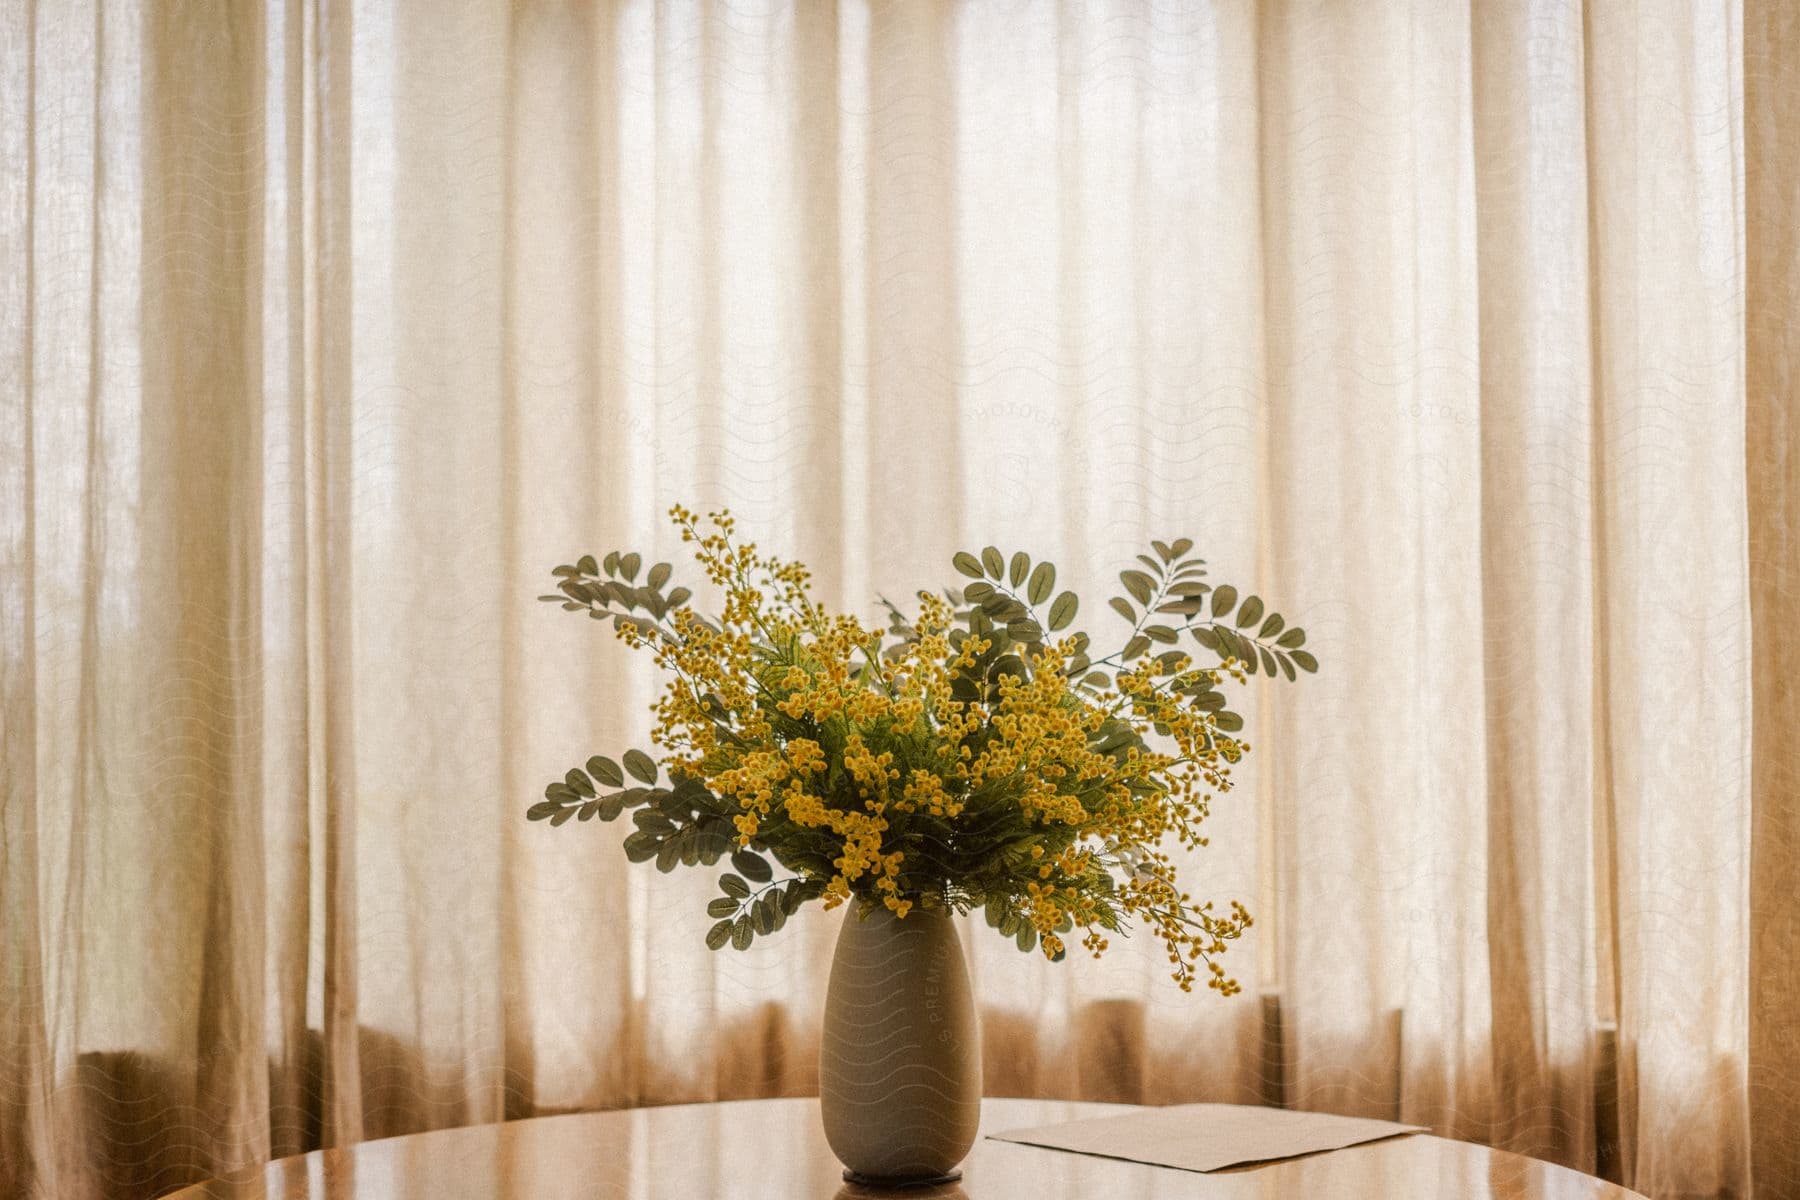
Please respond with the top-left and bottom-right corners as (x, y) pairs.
(1469, 0), (1596, 1165)
(0, 3), (1789, 1198)
(1746, 0), (1800, 1195)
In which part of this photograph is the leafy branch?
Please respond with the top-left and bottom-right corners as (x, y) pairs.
(704, 863), (826, 951)
(538, 550), (697, 641)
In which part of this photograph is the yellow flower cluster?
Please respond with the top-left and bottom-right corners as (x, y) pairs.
(609, 506), (1257, 992)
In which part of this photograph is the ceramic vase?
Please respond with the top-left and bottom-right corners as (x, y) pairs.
(818, 902), (982, 1185)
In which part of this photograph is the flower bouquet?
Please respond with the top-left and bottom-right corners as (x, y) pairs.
(529, 505), (1315, 1183)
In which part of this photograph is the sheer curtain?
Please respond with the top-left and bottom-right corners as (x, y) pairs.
(1, 3), (1792, 1198)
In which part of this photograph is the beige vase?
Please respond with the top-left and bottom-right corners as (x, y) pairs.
(818, 901), (982, 1185)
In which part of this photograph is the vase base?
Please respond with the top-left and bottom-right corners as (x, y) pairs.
(841, 1168), (964, 1189)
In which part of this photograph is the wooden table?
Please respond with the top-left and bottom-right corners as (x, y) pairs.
(164, 1097), (1648, 1199)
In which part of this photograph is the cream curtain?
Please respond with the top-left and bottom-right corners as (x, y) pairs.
(1, 2), (1792, 1198)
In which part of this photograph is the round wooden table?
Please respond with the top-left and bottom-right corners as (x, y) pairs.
(164, 1097), (1647, 1199)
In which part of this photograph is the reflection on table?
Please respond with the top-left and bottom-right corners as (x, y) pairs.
(165, 1097), (1648, 1200)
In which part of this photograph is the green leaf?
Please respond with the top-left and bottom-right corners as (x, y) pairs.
(1215, 711), (1245, 733)
(577, 800), (600, 821)
(753, 896), (777, 935)
(780, 882), (807, 914)
(667, 586), (692, 608)
(1108, 597), (1136, 624)
(603, 551), (621, 576)
(731, 915), (754, 951)
(624, 749), (658, 784)
(693, 829), (732, 863)
(1277, 653), (1297, 681)
(622, 831), (660, 862)
(655, 838), (682, 872)
(1144, 624), (1178, 645)
(963, 580), (996, 602)
(588, 756), (625, 787)
(549, 807), (576, 827)
(647, 561), (672, 589)
(1009, 551), (1030, 588)
(597, 795), (626, 821)
(1015, 923), (1037, 953)
(1277, 627), (1307, 649)
(632, 810), (674, 835)
(1236, 595), (1265, 629)
(953, 551), (985, 579)
(1259, 613), (1286, 639)
(1006, 619), (1042, 643)
(1170, 538), (1194, 558)
(1236, 634), (1258, 674)
(731, 850), (773, 883)
(719, 873), (750, 898)
(565, 769), (595, 798)
(526, 801), (561, 821)
(1047, 591), (1079, 631)
(1211, 585), (1238, 618)
(577, 554), (599, 575)
(706, 919), (735, 950)
(979, 593), (1019, 619)
(1260, 647), (1278, 675)
(992, 655), (1027, 682)
(1152, 539), (1174, 562)
(1191, 626), (1221, 651)
(707, 897), (739, 918)
(1123, 635), (1151, 660)
(981, 546), (1005, 579)
(1027, 561), (1056, 605)
(1119, 570), (1155, 605)
(620, 552), (642, 581)
(1290, 649), (1319, 673)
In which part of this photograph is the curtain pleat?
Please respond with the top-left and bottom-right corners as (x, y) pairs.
(0, 4), (1786, 1198)
(1747, 1), (1800, 1196)
(1469, 0), (1597, 1167)
(1584, 7), (1753, 1194)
